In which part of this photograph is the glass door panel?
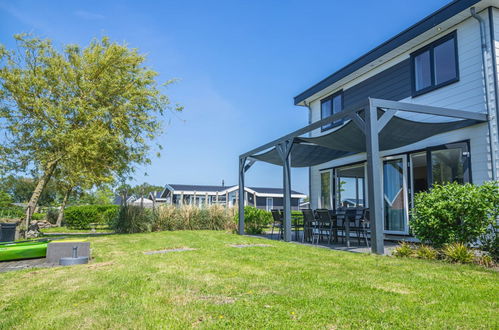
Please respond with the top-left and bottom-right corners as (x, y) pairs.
(320, 171), (332, 209)
(335, 164), (366, 208)
(431, 148), (466, 184)
(383, 157), (408, 233)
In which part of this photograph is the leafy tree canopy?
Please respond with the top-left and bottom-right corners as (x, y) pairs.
(0, 34), (181, 223)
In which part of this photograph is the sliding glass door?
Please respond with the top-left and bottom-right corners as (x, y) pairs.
(409, 142), (470, 208)
(383, 156), (409, 234)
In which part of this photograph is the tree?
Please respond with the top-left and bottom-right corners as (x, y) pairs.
(0, 34), (181, 231)
(0, 190), (13, 207)
(0, 175), (58, 205)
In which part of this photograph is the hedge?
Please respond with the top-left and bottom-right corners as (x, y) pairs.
(64, 204), (119, 229)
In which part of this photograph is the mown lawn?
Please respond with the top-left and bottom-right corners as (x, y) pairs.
(0, 231), (497, 329)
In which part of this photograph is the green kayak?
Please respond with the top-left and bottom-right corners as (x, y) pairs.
(0, 239), (50, 261)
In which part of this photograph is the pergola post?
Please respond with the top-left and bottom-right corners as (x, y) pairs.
(365, 102), (384, 254)
(238, 157), (246, 235)
(277, 140), (293, 242)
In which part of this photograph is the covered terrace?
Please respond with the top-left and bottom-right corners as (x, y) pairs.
(238, 98), (488, 254)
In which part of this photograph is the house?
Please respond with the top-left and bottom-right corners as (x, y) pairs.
(239, 0), (499, 254)
(150, 184), (306, 211)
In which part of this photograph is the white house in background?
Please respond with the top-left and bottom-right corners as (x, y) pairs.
(150, 184), (306, 211)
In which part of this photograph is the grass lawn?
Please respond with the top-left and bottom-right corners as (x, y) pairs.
(0, 231), (497, 329)
(40, 226), (114, 234)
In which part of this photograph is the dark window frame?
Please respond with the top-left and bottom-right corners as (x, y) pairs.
(320, 90), (344, 132)
(410, 30), (459, 97)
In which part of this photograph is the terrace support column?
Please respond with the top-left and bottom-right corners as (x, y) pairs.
(365, 101), (385, 255)
(277, 140), (293, 242)
(238, 157), (246, 235)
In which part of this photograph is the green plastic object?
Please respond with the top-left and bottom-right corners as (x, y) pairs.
(0, 239), (49, 261)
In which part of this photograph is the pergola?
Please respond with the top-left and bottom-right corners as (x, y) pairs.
(238, 98), (488, 254)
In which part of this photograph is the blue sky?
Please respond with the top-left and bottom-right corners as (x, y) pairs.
(0, 0), (449, 194)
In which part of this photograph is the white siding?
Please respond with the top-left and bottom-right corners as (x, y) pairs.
(309, 9), (498, 209)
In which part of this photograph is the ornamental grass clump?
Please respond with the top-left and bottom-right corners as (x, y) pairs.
(415, 245), (438, 260)
(442, 243), (474, 264)
(410, 181), (499, 247)
(392, 242), (414, 258)
(152, 205), (235, 231)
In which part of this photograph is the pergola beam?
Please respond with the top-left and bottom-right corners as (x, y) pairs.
(240, 98), (486, 160)
(370, 98), (488, 121)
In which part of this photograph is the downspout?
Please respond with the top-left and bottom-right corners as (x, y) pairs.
(304, 100), (313, 207)
(471, 7), (497, 181)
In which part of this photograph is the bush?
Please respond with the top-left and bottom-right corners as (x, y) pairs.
(0, 205), (25, 219)
(64, 204), (119, 229)
(410, 182), (499, 247)
(46, 208), (59, 224)
(442, 243), (474, 264)
(234, 206), (272, 235)
(392, 242), (414, 258)
(112, 205), (154, 234)
(31, 213), (45, 220)
(153, 205), (235, 231)
(480, 227), (499, 262)
(415, 245), (438, 260)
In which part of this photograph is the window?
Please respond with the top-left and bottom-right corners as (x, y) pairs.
(411, 31), (458, 96)
(266, 197), (273, 211)
(320, 171), (332, 208)
(321, 91), (343, 131)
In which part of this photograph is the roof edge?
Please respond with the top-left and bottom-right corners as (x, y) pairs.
(293, 0), (481, 105)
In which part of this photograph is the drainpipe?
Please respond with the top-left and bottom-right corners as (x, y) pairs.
(471, 7), (497, 181)
(304, 100), (313, 207)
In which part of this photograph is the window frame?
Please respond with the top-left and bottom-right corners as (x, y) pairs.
(320, 90), (344, 132)
(410, 31), (459, 97)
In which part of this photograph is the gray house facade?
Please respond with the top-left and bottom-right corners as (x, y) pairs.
(152, 184), (306, 211)
(239, 0), (499, 254)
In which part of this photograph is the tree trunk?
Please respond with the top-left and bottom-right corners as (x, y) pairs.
(24, 159), (58, 233)
(56, 187), (72, 227)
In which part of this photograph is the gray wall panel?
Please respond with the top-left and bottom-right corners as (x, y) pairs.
(343, 59), (411, 109)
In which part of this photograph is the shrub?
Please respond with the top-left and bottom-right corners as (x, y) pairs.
(410, 181), (499, 247)
(0, 205), (25, 219)
(234, 206), (272, 235)
(392, 242), (414, 258)
(442, 243), (474, 264)
(415, 245), (438, 260)
(112, 205), (153, 234)
(475, 254), (494, 268)
(31, 213), (45, 220)
(64, 204), (119, 229)
(46, 208), (59, 224)
(480, 227), (499, 262)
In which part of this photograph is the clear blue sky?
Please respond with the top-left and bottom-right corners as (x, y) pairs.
(0, 0), (449, 194)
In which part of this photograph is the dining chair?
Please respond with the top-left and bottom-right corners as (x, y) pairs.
(315, 209), (333, 244)
(270, 209), (283, 240)
(301, 209), (315, 243)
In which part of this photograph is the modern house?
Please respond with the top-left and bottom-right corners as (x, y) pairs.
(151, 184), (306, 211)
(238, 0), (499, 254)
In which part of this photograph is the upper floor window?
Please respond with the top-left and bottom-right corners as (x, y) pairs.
(321, 91), (343, 131)
(411, 31), (458, 96)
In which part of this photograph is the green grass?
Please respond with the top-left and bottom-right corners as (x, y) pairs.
(40, 226), (114, 234)
(0, 231), (497, 329)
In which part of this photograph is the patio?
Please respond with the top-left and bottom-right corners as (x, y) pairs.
(238, 98), (487, 254)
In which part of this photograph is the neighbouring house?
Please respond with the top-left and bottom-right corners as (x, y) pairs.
(148, 184), (306, 211)
(239, 0), (499, 254)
